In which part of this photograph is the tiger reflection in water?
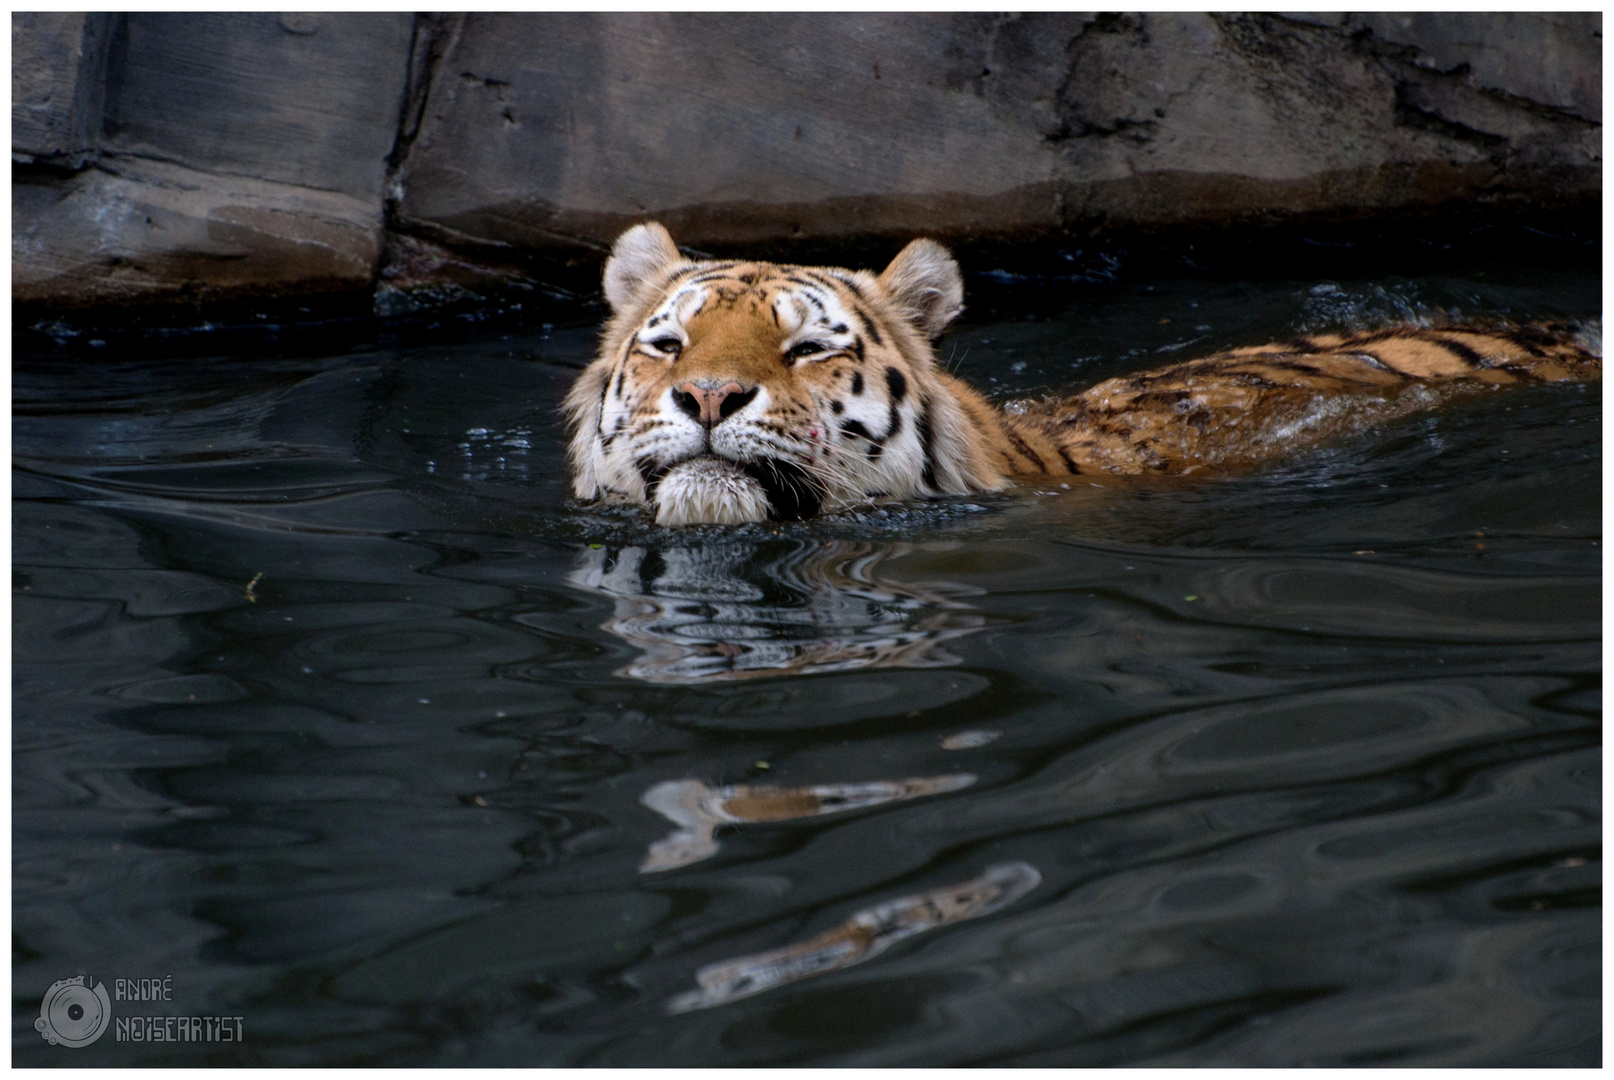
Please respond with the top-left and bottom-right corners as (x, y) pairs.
(567, 540), (986, 684)
(567, 541), (1027, 1009)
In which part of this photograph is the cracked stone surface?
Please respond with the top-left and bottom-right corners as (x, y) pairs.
(393, 13), (1598, 260)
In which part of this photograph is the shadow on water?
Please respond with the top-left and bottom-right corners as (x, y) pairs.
(12, 261), (1601, 1065)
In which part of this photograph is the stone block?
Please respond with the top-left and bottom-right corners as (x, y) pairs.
(13, 157), (383, 310)
(14, 13), (414, 313)
(12, 12), (112, 163)
(100, 12), (415, 201)
(393, 13), (1600, 262)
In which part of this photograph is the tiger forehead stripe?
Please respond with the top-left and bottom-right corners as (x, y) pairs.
(771, 277), (871, 345)
(780, 271), (881, 352)
(797, 270), (886, 337)
(672, 260), (739, 278)
(638, 285), (708, 341)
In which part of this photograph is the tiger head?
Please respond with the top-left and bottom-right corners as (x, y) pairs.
(565, 222), (1007, 525)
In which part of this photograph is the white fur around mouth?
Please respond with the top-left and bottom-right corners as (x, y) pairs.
(654, 455), (771, 526)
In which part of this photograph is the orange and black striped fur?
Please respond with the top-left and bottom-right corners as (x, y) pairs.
(566, 222), (1600, 525)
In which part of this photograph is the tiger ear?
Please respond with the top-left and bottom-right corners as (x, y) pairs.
(877, 239), (964, 338)
(604, 222), (683, 313)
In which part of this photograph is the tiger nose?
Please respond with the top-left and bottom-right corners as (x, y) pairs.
(673, 380), (757, 426)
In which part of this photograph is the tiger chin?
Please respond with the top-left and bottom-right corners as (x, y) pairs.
(565, 222), (1601, 527)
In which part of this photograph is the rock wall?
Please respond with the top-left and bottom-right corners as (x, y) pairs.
(12, 12), (1601, 316)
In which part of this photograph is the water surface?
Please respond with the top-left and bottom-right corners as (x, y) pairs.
(13, 259), (1600, 1065)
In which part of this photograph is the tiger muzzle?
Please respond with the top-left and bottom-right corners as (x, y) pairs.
(673, 381), (758, 427)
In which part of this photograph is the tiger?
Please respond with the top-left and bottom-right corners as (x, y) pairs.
(565, 221), (1601, 526)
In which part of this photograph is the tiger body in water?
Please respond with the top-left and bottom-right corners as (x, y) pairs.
(565, 222), (1600, 526)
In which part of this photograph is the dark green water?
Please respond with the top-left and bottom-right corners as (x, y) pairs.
(14, 260), (1600, 1065)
